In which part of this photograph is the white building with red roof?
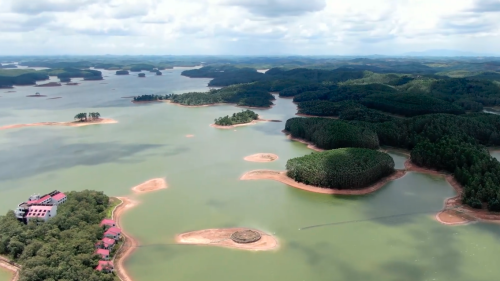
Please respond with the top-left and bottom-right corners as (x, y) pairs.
(96, 261), (114, 273)
(95, 249), (110, 260)
(100, 219), (116, 227)
(104, 227), (122, 240)
(26, 204), (57, 222)
(97, 237), (116, 250)
(15, 190), (67, 222)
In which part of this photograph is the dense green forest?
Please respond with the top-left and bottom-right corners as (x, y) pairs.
(116, 70), (129, 75)
(0, 71), (49, 87)
(286, 148), (395, 189)
(0, 190), (115, 281)
(169, 83), (275, 107)
(286, 113), (500, 210)
(133, 94), (170, 101)
(285, 117), (380, 150)
(214, 110), (259, 126)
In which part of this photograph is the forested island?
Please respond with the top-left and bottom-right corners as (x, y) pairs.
(214, 110), (259, 126)
(116, 70), (129, 75)
(287, 148), (395, 189)
(0, 190), (116, 281)
(74, 112), (101, 122)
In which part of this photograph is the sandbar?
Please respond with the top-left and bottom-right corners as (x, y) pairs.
(0, 118), (118, 130)
(282, 130), (323, 152)
(26, 95), (47, 97)
(112, 197), (139, 281)
(404, 160), (500, 225)
(35, 82), (61, 87)
(244, 153), (279, 162)
(131, 178), (167, 193)
(66, 83), (79, 86)
(47, 97), (62, 100)
(131, 100), (163, 104)
(240, 169), (406, 195)
(186, 134), (195, 138)
(175, 228), (278, 251)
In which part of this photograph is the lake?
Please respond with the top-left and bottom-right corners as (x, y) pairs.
(1, 69), (500, 281)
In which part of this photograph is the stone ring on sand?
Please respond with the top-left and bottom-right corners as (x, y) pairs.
(230, 229), (262, 244)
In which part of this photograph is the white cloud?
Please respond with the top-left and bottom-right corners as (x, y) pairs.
(0, 0), (498, 55)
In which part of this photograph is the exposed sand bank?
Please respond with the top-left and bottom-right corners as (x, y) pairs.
(244, 153), (279, 162)
(240, 169), (406, 195)
(35, 82), (61, 87)
(0, 118), (118, 130)
(131, 100), (163, 104)
(112, 197), (139, 281)
(0, 256), (20, 281)
(185, 134), (195, 138)
(176, 228), (278, 251)
(47, 97), (62, 100)
(131, 178), (167, 193)
(282, 130), (323, 152)
(66, 83), (79, 85)
(26, 94), (47, 97)
(404, 160), (500, 225)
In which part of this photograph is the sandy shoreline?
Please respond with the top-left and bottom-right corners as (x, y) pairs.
(240, 169), (406, 195)
(131, 178), (167, 193)
(175, 228), (279, 251)
(112, 197), (138, 281)
(404, 160), (500, 225)
(282, 130), (323, 151)
(0, 118), (118, 130)
(0, 256), (20, 281)
(244, 153), (279, 162)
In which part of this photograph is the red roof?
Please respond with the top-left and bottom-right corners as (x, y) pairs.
(107, 227), (121, 234)
(27, 205), (54, 217)
(102, 238), (115, 247)
(35, 195), (51, 204)
(95, 249), (109, 257)
(96, 260), (114, 271)
(100, 219), (115, 227)
(52, 193), (66, 201)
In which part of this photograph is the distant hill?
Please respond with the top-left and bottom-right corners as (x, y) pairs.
(402, 49), (497, 57)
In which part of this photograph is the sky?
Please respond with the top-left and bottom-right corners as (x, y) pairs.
(0, 0), (499, 55)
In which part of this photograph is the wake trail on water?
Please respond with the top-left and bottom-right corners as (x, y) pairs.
(299, 210), (441, 230)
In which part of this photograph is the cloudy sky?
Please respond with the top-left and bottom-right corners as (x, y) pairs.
(0, 0), (499, 55)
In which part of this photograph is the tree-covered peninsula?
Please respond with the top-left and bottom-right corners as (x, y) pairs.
(133, 94), (170, 101)
(284, 113), (500, 211)
(285, 117), (380, 150)
(0, 190), (116, 281)
(286, 148), (395, 189)
(214, 110), (259, 126)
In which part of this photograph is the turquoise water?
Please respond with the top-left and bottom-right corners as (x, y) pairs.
(1, 71), (500, 281)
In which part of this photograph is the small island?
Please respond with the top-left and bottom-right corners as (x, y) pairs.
(132, 94), (171, 102)
(26, 92), (47, 97)
(211, 110), (268, 129)
(176, 228), (278, 251)
(0, 112), (117, 130)
(241, 148), (406, 195)
(116, 70), (129, 75)
(138, 73), (145, 78)
(156, 71), (162, 75)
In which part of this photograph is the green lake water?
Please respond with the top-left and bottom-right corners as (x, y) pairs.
(0, 268), (11, 281)
(1, 70), (500, 281)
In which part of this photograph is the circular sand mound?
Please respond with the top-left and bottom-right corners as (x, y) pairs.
(230, 229), (261, 244)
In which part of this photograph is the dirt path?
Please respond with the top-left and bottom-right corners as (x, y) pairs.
(240, 169), (406, 195)
(112, 197), (139, 281)
(0, 257), (20, 281)
(404, 160), (500, 225)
